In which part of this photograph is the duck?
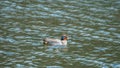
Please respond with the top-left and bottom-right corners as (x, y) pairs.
(43, 35), (67, 46)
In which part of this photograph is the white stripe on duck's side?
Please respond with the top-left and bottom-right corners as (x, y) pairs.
(43, 35), (67, 46)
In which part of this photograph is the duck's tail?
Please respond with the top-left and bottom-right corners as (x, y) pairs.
(43, 38), (48, 45)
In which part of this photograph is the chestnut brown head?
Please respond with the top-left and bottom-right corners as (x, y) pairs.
(61, 35), (67, 40)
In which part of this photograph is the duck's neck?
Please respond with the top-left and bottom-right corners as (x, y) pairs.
(61, 40), (67, 46)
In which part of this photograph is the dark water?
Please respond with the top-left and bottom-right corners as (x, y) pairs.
(0, 0), (120, 68)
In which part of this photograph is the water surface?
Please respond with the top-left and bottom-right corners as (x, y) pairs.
(0, 0), (120, 68)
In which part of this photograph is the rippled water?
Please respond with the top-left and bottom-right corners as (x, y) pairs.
(0, 0), (120, 68)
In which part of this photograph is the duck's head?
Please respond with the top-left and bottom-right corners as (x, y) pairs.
(61, 35), (67, 40)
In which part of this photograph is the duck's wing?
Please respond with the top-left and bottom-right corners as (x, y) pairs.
(43, 38), (62, 45)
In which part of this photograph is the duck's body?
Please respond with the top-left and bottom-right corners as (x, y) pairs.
(43, 35), (67, 46)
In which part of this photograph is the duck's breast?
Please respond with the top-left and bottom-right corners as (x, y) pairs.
(61, 40), (67, 46)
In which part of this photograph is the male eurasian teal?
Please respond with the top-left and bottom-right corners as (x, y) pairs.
(43, 35), (67, 46)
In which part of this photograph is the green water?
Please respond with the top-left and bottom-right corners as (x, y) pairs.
(0, 0), (120, 68)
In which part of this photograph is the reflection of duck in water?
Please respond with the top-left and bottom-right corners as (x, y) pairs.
(43, 34), (67, 46)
